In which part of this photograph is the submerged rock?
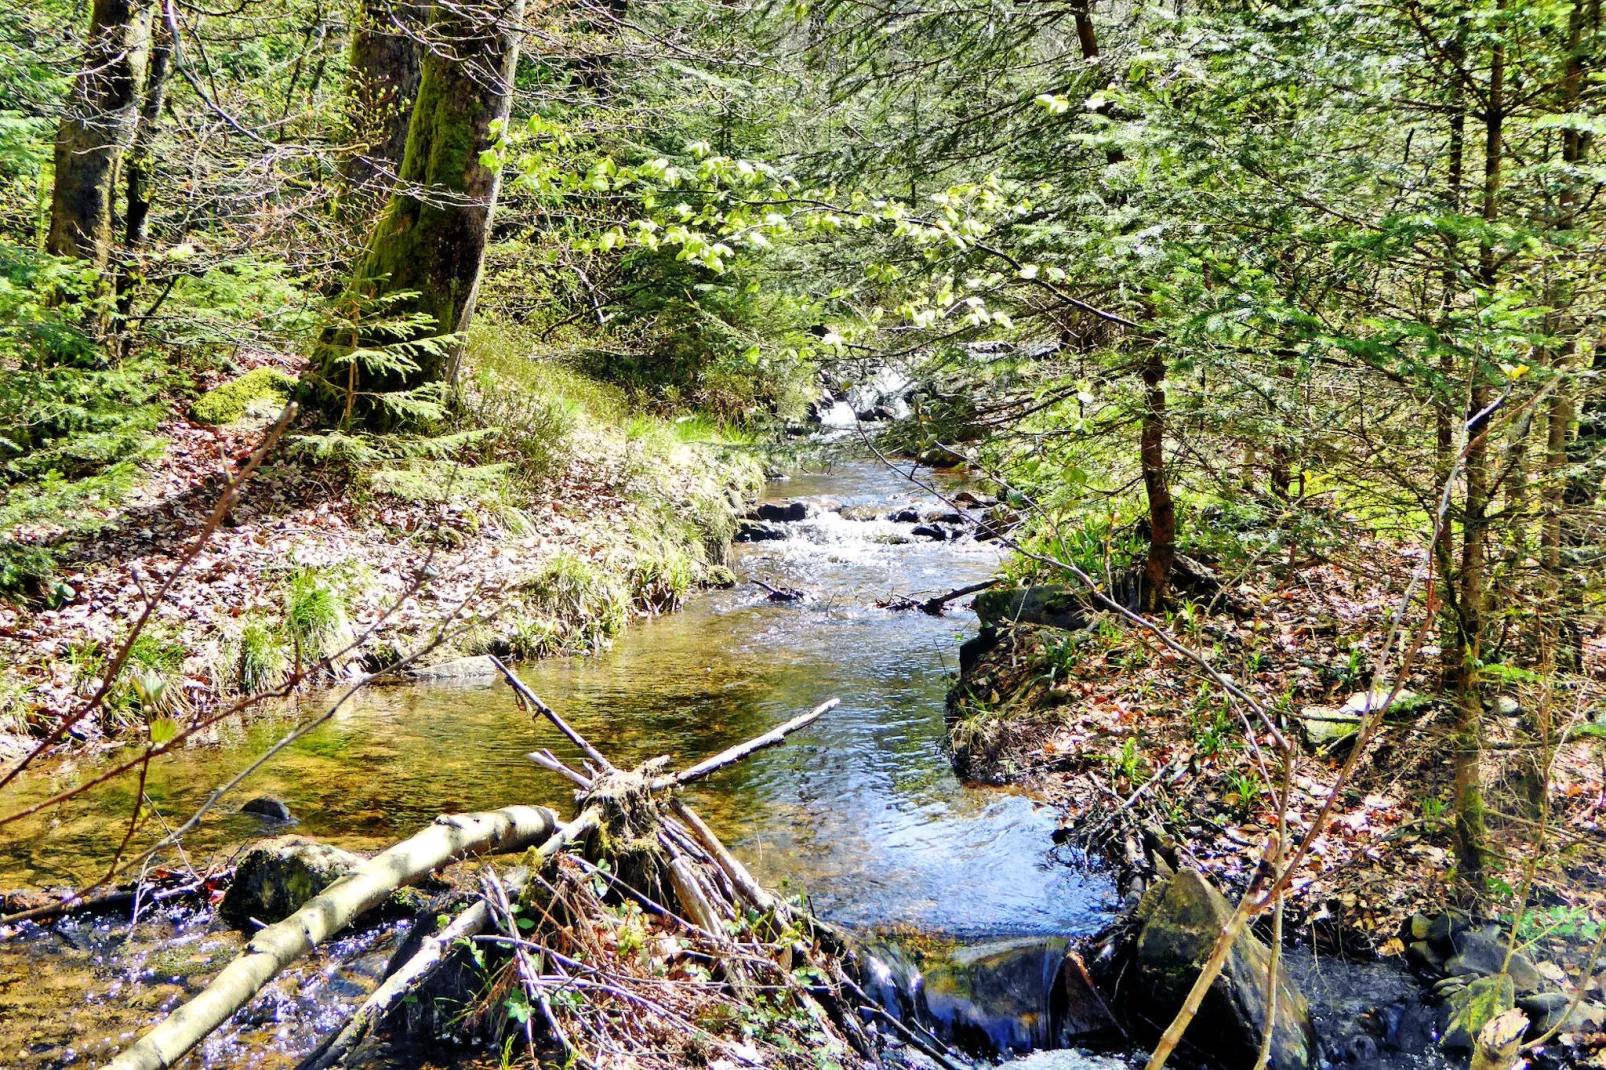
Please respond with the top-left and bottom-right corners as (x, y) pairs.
(839, 504), (881, 521)
(219, 836), (363, 928)
(1132, 869), (1317, 1070)
(407, 655), (500, 680)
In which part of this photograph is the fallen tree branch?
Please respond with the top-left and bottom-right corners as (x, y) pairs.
(653, 699), (839, 788)
(297, 806), (602, 1070)
(106, 805), (559, 1070)
(490, 655), (616, 772)
(669, 799), (780, 914)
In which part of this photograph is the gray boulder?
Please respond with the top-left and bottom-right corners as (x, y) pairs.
(974, 585), (1089, 632)
(1133, 869), (1317, 1070)
(219, 836), (363, 928)
(408, 655), (500, 680)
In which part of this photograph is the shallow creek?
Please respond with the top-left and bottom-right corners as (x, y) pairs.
(1, 457), (1127, 1069)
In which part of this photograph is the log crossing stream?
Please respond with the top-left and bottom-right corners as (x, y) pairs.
(1, 457), (1121, 1068)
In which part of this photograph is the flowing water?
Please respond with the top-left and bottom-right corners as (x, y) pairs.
(0, 456), (1119, 1068)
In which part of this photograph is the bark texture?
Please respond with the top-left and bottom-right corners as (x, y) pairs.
(1140, 348), (1175, 610)
(48, 0), (153, 269)
(342, 0), (424, 206)
(317, 0), (525, 405)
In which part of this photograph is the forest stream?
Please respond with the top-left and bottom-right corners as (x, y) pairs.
(1, 456), (1138, 1070)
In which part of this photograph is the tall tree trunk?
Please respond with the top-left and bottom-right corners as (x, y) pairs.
(114, 18), (172, 332)
(47, 0), (154, 273)
(1452, 9), (1505, 898)
(316, 0), (524, 419)
(342, 0), (424, 209)
(1140, 346), (1175, 610)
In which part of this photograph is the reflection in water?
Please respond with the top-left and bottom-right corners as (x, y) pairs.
(3, 459), (1112, 941)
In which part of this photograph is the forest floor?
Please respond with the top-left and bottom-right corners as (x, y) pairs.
(946, 538), (1606, 1001)
(0, 354), (763, 758)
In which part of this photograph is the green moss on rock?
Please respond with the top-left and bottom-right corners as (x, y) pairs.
(191, 368), (297, 425)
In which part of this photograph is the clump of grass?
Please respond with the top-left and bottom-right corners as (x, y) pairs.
(285, 568), (351, 662)
(522, 553), (628, 653)
(235, 619), (288, 693)
(505, 616), (563, 660)
(629, 536), (699, 614)
(103, 630), (189, 725)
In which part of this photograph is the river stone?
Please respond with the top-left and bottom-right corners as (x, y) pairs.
(1133, 869), (1317, 1070)
(1446, 930), (1545, 993)
(839, 504), (880, 521)
(241, 796), (293, 822)
(1442, 973), (1514, 1051)
(219, 836), (363, 929)
(974, 585), (1089, 632)
(735, 520), (787, 542)
(889, 508), (922, 523)
(1518, 992), (1605, 1037)
(750, 501), (812, 522)
(910, 524), (949, 541)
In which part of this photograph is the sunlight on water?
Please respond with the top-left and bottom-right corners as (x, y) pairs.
(3, 459), (1112, 940)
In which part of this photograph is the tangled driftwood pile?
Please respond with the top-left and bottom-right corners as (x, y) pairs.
(103, 657), (959, 1070)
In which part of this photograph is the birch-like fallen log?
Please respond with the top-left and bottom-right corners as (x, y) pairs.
(295, 806), (601, 1070)
(105, 805), (558, 1070)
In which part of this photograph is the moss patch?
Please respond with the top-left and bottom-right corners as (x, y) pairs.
(191, 368), (297, 425)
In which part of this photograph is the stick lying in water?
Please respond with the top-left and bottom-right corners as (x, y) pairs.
(652, 698), (839, 788)
(104, 805), (560, 1070)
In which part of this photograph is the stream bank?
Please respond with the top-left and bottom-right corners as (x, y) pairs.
(946, 574), (1606, 1068)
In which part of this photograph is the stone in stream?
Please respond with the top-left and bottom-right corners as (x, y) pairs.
(219, 836), (363, 928)
(909, 524), (949, 542)
(749, 501), (813, 522)
(241, 796), (293, 822)
(838, 504), (881, 521)
(406, 655), (501, 681)
(1132, 869), (1317, 1070)
(735, 520), (788, 542)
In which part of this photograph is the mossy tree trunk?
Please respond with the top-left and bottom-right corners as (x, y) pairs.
(341, 0), (424, 213)
(48, 0), (153, 273)
(113, 17), (172, 337)
(314, 0), (524, 421)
